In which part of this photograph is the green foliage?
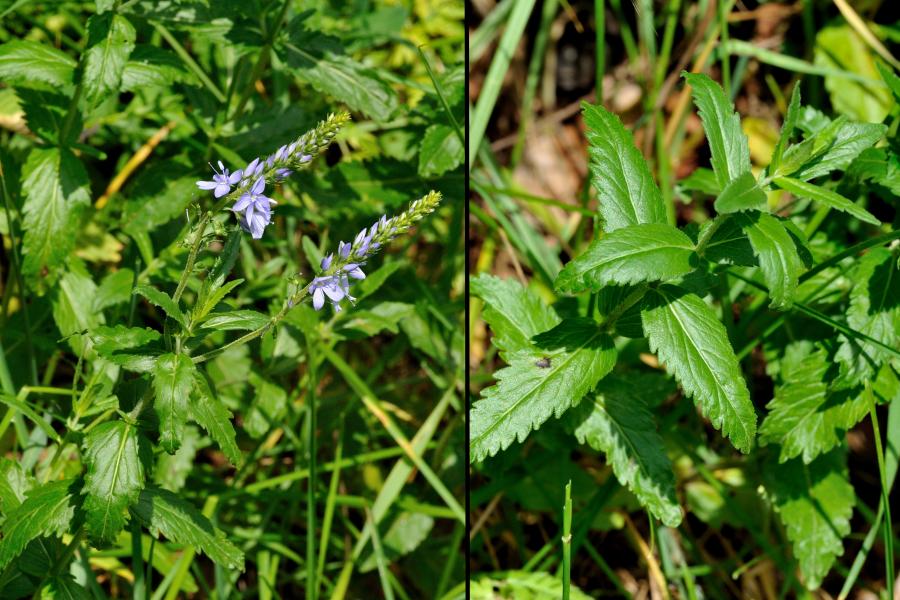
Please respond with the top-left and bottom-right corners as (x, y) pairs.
(0, 480), (80, 571)
(641, 285), (756, 452)
(82, 421), (150, 543)
(151, 353), (195, 454)
(764, 450), (855, 590)
(129, 487), (244, 571)
(582, 102), (668, 231)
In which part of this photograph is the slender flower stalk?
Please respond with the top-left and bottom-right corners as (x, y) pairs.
(195, 112), (351, 238)
(308, 191), (442, 312)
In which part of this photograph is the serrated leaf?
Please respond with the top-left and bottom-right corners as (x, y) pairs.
(582, 102), (667, 232)
(82, 13), (135, 104)
(556, 224), (697, 293)
(195, 227), (242, 322)
(683, 72), (751, 188)
(129, 486), (244, 570)
(836, 247), (900, 381)
(759, 349), (868, 463)
(787, 119), (886, 181)
(0, 41), (76, 89)
(43, 574), (90, 600)
(713, 171), (767, 214)
(191, 374), (241, 467)
(773, 176), (879, 225)
(133, 285), (187, 329)
(471, 319), (617, 461)
(152, 353), (195, 454)
(0, 479), (79, 570)
(93, 268), (135, 312)
(764, 450), (854, 590)
(281, 32), (397, 121)
(20, 148), (91, 288)
(470, 274), (560, 356)
(567, 378), (681, 526)
(641, 285), (756, 452)
(678, 167), (720, 196)
(200, 310), (270, 331)
(770, 82), (801, 175)
(82, 420), (150, 543)
(418, 123), (463, 177)
(735, 211), (804, 310)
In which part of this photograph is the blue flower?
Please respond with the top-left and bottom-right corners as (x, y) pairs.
(196, 161), (242, 198)
(232, 177), (276, 239)
(309, 274), (355, 312)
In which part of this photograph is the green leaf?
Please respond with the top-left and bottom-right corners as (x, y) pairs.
(93, 268), (135, 312)
(471, 319), (617, 461)
(0, 479), (79, 571)
(836, 247), (900, 381)
(876, 61), (900, 102)
(759, 349), (868, 463)
(787, 119), (886, 181)
(20, 148), (91, 288)
(713, 171), (767, 214)
(244, 373), (288, 439)
(129, 486), (244, 570)
(567, 377), (681, 526)
(815, 25), (892, 123)
(555, 224), (697, 293)
(133, 285), (187, 329)
(91, 325), (163, 373)
(764, 450), (854, 590)
(200, 310), (270, 332)
(52, 268), (105, 356)
(82, 421), (150, 543)
(281, 32), (397, 121)
(418, 123), (463, 177)
(0, 459), (31, 514)
(121, 45), (190, 91)
(678, 167), (720, 196)
(82, 13), (135, 104)
(470, 570), (593, 600)
(683, 72), (751, 188)
(770, 82), (801, 175)
(470, 274), (560, 357)
(702, 217), (757, 266)
(735, 211), (804, 310)
(152, 353), (195, 454)
(773, 176), (880, 225)
(190, 374), (241, 467)
(0, 41), (76, 89)
(641, 285), (756, 452)
(582, 102), (667, 232)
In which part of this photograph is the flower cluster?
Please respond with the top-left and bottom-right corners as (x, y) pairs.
(309, 191), (442, 312)
(196, 112), (350, 239)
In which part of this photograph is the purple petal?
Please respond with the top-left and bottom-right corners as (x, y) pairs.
(244, 158), (260, 176)
(312, 287), (325, 310)
(323, 284), (344, 302)
(250, 214), (266, 239)
(321, 254), (333, 271)
(348, 267), (365, 280)
(197, 180), (217, 190)
(252, 177), (265, 195)
(233, 194), (252, 211)
(214, 183), (230, 198)
(228, 170), (242, 184)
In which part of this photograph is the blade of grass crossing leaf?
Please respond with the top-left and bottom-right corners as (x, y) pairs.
(469, 0), (516, 62)
(321, 347), (464, 522)
(417, 47), (463, 146)
(838, 397), (900, 599)
(469, 0), (538, 170)
(152, 23), (225, 103)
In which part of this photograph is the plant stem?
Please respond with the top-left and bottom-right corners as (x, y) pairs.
(305, 335), (318, 600)
(868, 384), (894, 599)
(173, 211), (212, 303)
(562, 480), (573, 600)
(695, 214), (728, 256)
